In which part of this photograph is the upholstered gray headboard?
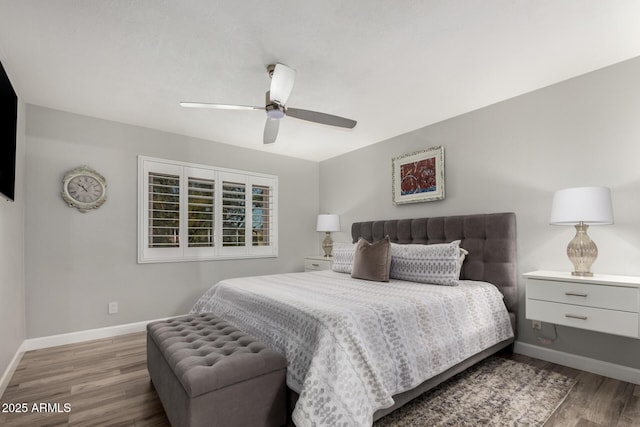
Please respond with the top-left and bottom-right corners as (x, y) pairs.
(351, 212), (517, 315)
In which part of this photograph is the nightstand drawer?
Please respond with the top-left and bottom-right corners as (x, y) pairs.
(526, 299), (639, 338)
(527, 279), (639, 312)
(304, 258), (331, 271)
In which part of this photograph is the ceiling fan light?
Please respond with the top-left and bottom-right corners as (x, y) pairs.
(266, 107), (285, 119)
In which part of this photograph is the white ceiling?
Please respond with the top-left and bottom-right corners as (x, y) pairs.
(1, 1), (640, 162)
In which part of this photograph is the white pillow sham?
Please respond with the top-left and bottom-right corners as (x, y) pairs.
(331, 242), (357, 274)
(390, 240), (467, 286)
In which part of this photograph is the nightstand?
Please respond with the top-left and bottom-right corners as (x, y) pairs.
(304, 255), (332, 272)
(524, 270), (640, 338)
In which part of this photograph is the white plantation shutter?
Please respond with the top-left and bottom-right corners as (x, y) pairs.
(249, 176), (275, 255)
(148, 173), (180, 248)
(221, 180), (246, 247)
(141, 160), (182, 261)
(138, 156), (277, 263)
(187, 177), (214, 248)
(252, 184), (272, 247)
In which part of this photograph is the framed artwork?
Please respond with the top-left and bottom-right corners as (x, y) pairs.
(392, 146), (445, 204)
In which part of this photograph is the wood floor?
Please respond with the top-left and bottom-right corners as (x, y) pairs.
(0, 332), (638, 426)
(0, 333), (168, 426)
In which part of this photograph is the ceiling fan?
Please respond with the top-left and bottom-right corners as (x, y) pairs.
(180, 63), (357, 144)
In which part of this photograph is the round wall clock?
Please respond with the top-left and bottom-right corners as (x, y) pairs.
(61, 166), (107, 213)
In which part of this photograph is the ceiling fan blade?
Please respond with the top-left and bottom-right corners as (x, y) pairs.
(263, 118), (280, 144)
(286, 108), (357, 129)
(270, 64), (296, 105)
(180, 102), (263, 111)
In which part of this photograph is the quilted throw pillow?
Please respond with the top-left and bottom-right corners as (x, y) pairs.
(351, 236), (392, 282)
(331, 242), (356, 274)
(390, 241), (466, 286)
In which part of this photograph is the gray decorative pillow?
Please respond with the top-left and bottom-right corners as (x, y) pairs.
(331, 242), (356, 274)
(390, 241), (466, 286)
(351, 236), (392, 282)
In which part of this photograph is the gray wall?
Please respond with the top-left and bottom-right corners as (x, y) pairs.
(24, 105), (319, 338)
(0, 101), (26, 379)
(320, 57), (640, 369)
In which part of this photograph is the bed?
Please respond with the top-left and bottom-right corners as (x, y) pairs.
(191, 212), (517, 426)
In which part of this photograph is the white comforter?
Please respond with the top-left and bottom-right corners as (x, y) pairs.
(191, 270), (513, 427)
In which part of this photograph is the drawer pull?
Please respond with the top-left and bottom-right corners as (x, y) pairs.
(565, 292), (588, 297)
(311, 263), (320, 267)
(565, 314), (588, 320)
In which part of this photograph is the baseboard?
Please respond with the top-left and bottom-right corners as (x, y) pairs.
(0, 342), (25, 399)
(514, 341), (640, 385)
(23, 315), (185, 352)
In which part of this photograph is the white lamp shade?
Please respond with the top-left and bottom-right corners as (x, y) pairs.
(550, 186), (614, 225)
(316, 214), (340, 232)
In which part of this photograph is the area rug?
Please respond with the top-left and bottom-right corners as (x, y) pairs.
(374, 356), (576, 427)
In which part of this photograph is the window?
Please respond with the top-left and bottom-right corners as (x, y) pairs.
(138, 156), (277, 263)
(222, 180), (246, 247)
(188, 177), (215, 248)
(148, 172), (180, 249)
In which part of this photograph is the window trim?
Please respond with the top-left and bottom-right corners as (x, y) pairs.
(138, 156), (278, 263)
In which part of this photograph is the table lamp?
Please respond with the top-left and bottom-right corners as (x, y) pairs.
(316, 214), (340, 257)
(550, 186), (613, 276)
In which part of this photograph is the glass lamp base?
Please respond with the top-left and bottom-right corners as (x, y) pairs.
(567, 222), (597, 277)
(321, 232), (334, 257)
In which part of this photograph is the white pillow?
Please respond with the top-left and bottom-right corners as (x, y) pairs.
(390, 241), (467, 286)
(331, 242), (357, 274)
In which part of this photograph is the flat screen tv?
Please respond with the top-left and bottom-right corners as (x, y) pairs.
(0, 60), (17, 201)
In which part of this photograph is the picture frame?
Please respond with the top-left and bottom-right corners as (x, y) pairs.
(392, 146), (445, 204)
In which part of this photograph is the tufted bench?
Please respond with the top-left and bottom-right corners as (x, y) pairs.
(146, 313), (287, 427)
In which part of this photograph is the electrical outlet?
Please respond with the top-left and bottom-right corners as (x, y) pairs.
(532, 320), (542, 330)
(108, 301), (118, 315)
